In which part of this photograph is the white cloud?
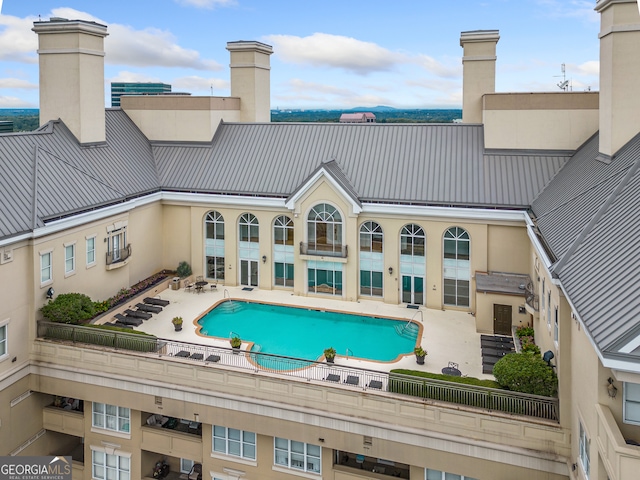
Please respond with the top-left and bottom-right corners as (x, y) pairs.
(0, 95), (35, 107)
(266, 33), (403, 75)
(0, 78), (37, 89)
(0, 13), (38, 63)
(414, 54), (461, 78)
(108, 71), (162, 83)
(174, 0), (236, 8)
(573, 60), (599, 77)
(536, 0), (599, 23)
(287, 78), (354, 97)
(171, 76), (229, 92)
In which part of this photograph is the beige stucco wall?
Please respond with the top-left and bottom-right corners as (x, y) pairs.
(483, 92), (599, 151)
(121, 96), (241, 142)
(475, 292), (530, 334)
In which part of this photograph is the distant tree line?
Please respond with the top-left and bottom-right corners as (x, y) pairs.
(0, 115), (39, 132)
(271, 109), (462, 123)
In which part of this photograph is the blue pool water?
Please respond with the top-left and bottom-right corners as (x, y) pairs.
(197, 300), (419, 364)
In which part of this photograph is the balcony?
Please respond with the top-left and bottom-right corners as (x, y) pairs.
(525, 281), (539, 312)
(43, 404), (85, 437)
(106, 244), (131, 267)
(595, 403), (640, 480)
(300, 241), (348, 259)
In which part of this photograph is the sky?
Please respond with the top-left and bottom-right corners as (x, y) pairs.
(0, 0), (602, 110)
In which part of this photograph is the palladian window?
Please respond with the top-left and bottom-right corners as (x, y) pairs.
(304, 203), (345, 257)
(443, 227), (470, 307)
(205, 211), (225, 281)
(360, 221), (383, 296)
(238, 213), (259, 287)
(274, 215), (294, 287)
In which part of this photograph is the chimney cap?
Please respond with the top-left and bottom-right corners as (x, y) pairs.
(226, 41), (273, 55)
(460, 30), (500, 46)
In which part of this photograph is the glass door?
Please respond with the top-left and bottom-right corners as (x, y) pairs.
(241, 260), (258, 287)
(402, 275), (424, 305)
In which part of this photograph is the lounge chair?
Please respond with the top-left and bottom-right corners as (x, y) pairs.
(206, 354), (221, 363)
(143, 297), (169, 307)
(175, 351), (190, 357)
(345, 375), (359, 386)
(184, 281), (194, 292)
(136, 303), (162, 314)
(124, 309), (152, 320)
(190, 353), (204, 360)
(114, 313), (143, 326)
(179, 463), (202, 480)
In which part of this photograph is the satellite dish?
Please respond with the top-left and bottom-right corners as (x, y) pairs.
(557, 80), (569, 90)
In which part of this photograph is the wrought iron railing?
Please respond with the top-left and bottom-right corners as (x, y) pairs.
(37, 322), (559, 421)
(106, 244), (131, 265)
(525, 282), (539, 311)
(300, 242), (348, 258)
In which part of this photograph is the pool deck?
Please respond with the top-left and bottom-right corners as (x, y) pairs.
(105, 285), (493, 380)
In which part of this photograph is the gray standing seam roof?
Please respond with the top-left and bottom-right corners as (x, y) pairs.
(153, 122), (568, 208)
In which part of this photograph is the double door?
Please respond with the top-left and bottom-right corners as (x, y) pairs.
(240, 259), (258, 287)
(402, 275), (424, 305)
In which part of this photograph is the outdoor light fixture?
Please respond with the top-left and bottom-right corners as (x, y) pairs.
(262, 255), (267, 264)
(46, 287), (55, 299)
(607, 377), (618, 398)
(388, 267), (393, 275)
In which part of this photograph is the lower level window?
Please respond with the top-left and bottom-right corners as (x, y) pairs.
(426, 469), (477, 480)
(92, 402), (130, 433)
(274, 437), (321, 474)
(624, 382), (640, 425)
(308, 261), (342, 295)
(360, 270), (383, 296)
(213, 426), (256, 460)
(92, 451), (130, 480)
(275, 262), (294, 287)
(579, 421), (590, 478)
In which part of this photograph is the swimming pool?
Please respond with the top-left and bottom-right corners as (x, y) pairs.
(196, 300), (420, 366)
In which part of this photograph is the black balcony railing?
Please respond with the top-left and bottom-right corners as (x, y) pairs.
(300, 242), (348, 258)
(106, 244), (131, 265)
(37, 322), (559, 422)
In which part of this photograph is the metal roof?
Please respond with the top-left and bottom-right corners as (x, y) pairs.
(540, 133), (640, 354)
(153, 122), (568, 207)
(0, 110), (157, 239)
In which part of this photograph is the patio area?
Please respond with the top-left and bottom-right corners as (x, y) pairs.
(100, 284), (494, 380)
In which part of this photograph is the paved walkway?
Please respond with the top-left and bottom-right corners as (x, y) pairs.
(104, 284), (493, 380)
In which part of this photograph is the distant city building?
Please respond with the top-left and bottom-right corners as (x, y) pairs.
(339, 112), (376, 123)
(111, 82), (172, 107)
(0, 121), (12, 133)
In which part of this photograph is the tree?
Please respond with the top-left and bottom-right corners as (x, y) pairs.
(493, 353), (558, 397)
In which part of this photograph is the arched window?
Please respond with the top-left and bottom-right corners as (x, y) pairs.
(205, 211), (225, 281)
(274, 215), (294, 287)
(238, 213), (259, 286)
(360, 221), (383, 296)
(306, 203), (343, 256)
(443, 227), (470, 307)
(400, 224), (425, 305)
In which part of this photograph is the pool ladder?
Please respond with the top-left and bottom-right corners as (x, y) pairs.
(395, 310), (423, 337)
(224, 289), (235, 311)
(345, 348), (353, 359)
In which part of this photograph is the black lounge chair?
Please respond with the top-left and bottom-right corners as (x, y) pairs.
(104, 321), (133, 329)
(124, 309), (152, 320)
(190, 353), (204, 360)
(325, 374), (340, 382)
(175, 351), (190, 357)
(206, 354), (221, 363)
(144, 297), (170, 307)
(136, 303), (162, 314)
(368, 380), (383, 390)
(114, 313), (143, 326)
(345, 375), (359, 386)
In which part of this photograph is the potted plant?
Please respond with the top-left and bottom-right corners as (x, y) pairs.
(172, 316), (183, 332)
(323, 347), (337, 363)
(414, 346), (427, 365)
(230, 336), (242, 353)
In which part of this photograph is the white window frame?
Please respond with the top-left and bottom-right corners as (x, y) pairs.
(623, 382), (640, 425)
(86, 235), (96, 267)
(579, 420), (590, 478)
(180, 458), (194, 474)
(212, 425), (256, 460)
(91, 449), (131, 480)
(274, 437), (321, 474)
(40, 250), (53, 286)
(64, 242), (76, 276)
(0, 319), (8, 361)
(547, 292), (552, 330)
(554, 306), (559, 346)
(426, 469), (477, 480)
(92, 402), (130, 435)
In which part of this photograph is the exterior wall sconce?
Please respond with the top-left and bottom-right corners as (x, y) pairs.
(46, 287), (55, 299)
(607, 377), (618, 398)
(388, 267), (393, 275)
(262, 255), (267, 264)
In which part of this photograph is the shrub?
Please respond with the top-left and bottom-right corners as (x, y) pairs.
(493, 353), (557, 397)
(515, 325), (535, 338)
(177, 261), (192, 278)
(521, 342), (541, 355)
(41, 293), (97, 324)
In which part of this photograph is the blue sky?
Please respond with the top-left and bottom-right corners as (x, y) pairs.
(0, 0), (601, 109)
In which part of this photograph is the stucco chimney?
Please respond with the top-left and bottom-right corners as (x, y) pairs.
(226, 41), (273, 122)
(595, 0), (640, 161)
(33, 18), (108, 144)
(460, 30), (499, 124)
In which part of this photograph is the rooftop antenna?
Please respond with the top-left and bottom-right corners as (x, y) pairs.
(210, 84), (213, 96)
(555, 63), (570, 91)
